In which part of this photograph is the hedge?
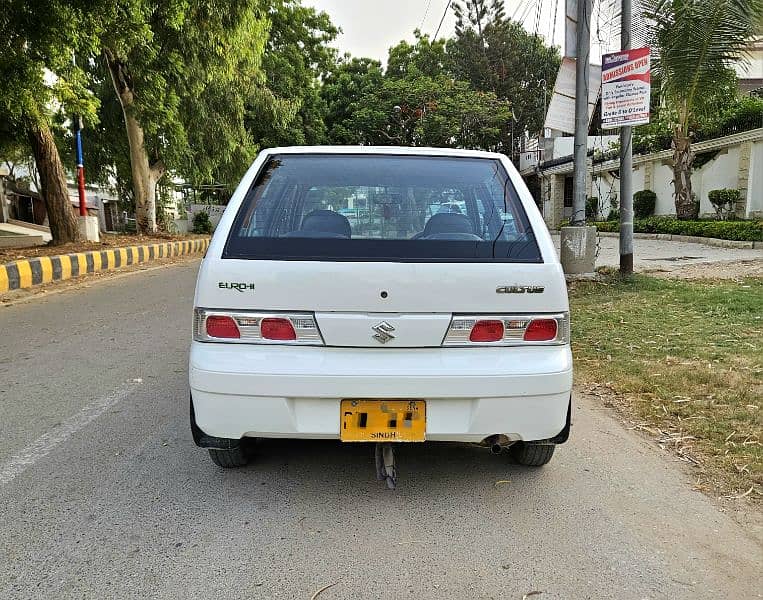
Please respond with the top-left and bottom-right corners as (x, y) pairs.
(594, 217), (763, 241)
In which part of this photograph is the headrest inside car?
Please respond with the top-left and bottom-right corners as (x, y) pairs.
(423, 212), (474, 237)
(300, 210), (351, 238)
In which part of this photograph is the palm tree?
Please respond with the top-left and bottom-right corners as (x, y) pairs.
(643, 0), (763, 219)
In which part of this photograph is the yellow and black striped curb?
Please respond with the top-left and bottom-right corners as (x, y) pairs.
(0, 238), (210, 293)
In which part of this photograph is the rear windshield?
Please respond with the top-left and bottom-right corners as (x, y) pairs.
(223, 154), (541, 262)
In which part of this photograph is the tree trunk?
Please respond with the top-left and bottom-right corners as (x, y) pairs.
(672, 133), (696, 220)
(104, 49), (164, 234)
(26, 120), (80, 245)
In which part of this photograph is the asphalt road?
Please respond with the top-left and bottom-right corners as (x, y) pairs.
(1, 260), (760, 600)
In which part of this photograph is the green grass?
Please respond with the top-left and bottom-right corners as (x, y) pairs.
(570, 275), (762, 499)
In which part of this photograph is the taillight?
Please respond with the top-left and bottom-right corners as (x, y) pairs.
(469, 320), (504, 342)
(260, 318), (296, 341)
(205, 315), (240, 339)
(443, 314), (568, 346)
(194, 309), (323, 345)
(524, 319), (558, 341)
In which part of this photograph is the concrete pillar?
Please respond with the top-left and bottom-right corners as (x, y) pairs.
(78, 215), (100, 242)
(643, 159), (653, 191)
(737, 141), (752, 218)
(544, 174), (565, 229)
(560, 225), (597, 277)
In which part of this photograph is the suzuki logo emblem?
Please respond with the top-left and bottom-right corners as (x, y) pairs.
(372, 321), (396, 344)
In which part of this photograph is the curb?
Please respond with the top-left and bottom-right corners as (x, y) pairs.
(551, 230), (760, 249)
(0, 238), (210, 293)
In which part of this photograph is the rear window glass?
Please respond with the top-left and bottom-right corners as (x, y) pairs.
(223, 154), (541, 262)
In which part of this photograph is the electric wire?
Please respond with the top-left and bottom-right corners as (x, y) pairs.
(510, 0), (532, 22)
(419, 0), (433, 30)
(517, 0), (538, 25)
(433, 0), (452, 39)
(533, 0), (543, 40)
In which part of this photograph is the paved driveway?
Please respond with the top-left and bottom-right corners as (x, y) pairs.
(553, 233), (762, 276)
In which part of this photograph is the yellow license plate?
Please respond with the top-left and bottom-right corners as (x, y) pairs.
(340, 400), (426, 442)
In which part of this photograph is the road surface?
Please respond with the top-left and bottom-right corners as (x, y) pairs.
(1, 260), (760, 599)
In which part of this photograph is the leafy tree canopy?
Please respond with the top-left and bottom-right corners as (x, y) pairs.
(246, 0), (338, 148)
(89, 0), (275, 186)
(386, 32), (449, 80)
(334, 35), (511, 150)
(448, 12), (561, 152)
(321, 56), (385, 144)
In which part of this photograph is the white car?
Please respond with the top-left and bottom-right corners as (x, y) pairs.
(190, 147), (572, 478)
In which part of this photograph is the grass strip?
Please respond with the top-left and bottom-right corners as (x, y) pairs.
(570, 275), (762, 499)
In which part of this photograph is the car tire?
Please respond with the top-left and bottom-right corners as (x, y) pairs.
(208, 446), (249, 468)
(510, 442), (555, 466)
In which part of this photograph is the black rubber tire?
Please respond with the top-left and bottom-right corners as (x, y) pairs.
(208, 446), (249, 468)
(511, 442), (555, 466)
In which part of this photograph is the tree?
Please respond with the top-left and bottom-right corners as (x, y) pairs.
(246, 0), (338, 148)
(321, 56), (385, 144)
(448, 1), (560, 158)
(643, 0), (763, 219)
(346, 75), (512, 150)
(452, 0), (506, 37)
(322, 35), (511, 150)
(386, 32), (449, 80)
(0, 1), (96, 244)
(93, 0), (273, 233)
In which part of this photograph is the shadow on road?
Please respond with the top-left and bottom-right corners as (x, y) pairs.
(185, 437), (550, 501)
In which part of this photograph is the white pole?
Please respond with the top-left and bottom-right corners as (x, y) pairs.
(619, 0), (634, 274)
(572, 0), (592, 225)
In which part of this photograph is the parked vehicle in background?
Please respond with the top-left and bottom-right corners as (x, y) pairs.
(190, 146), (572, 472)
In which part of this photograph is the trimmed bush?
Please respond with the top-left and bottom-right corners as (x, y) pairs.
(633, 190), (657, 218)
(192, 211), (213, 234)
(594, 217), (762, 241)
(707, 188), (740, 220)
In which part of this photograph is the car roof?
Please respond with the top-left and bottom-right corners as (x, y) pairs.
(260, 145), (507, 160)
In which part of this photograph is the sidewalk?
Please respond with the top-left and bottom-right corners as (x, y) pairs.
(551, 232), (763, 277)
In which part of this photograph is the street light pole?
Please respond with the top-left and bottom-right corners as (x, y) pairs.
(619, 0), (634, 275)
(74, 116), (87, 217)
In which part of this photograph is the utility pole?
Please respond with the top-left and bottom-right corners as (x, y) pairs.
(73, 115), (99, 241)
(559, 0), (597, 276)
(619, 0), (634, 274)
(572, 0), (591, 226)
(74, 116), (87, 217)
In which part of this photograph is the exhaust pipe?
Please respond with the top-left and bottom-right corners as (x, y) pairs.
(482, 434), (511, 454)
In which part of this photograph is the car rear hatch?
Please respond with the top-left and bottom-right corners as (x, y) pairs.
(195, 152), (567, 349)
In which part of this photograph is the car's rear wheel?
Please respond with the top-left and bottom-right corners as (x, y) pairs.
(208, 446), (249, 468)
(510, 442), (555, 466)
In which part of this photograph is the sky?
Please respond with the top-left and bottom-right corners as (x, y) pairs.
(302, 0), (620, 65)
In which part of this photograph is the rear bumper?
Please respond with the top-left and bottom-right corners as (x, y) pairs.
(189, 343), (573, 443)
